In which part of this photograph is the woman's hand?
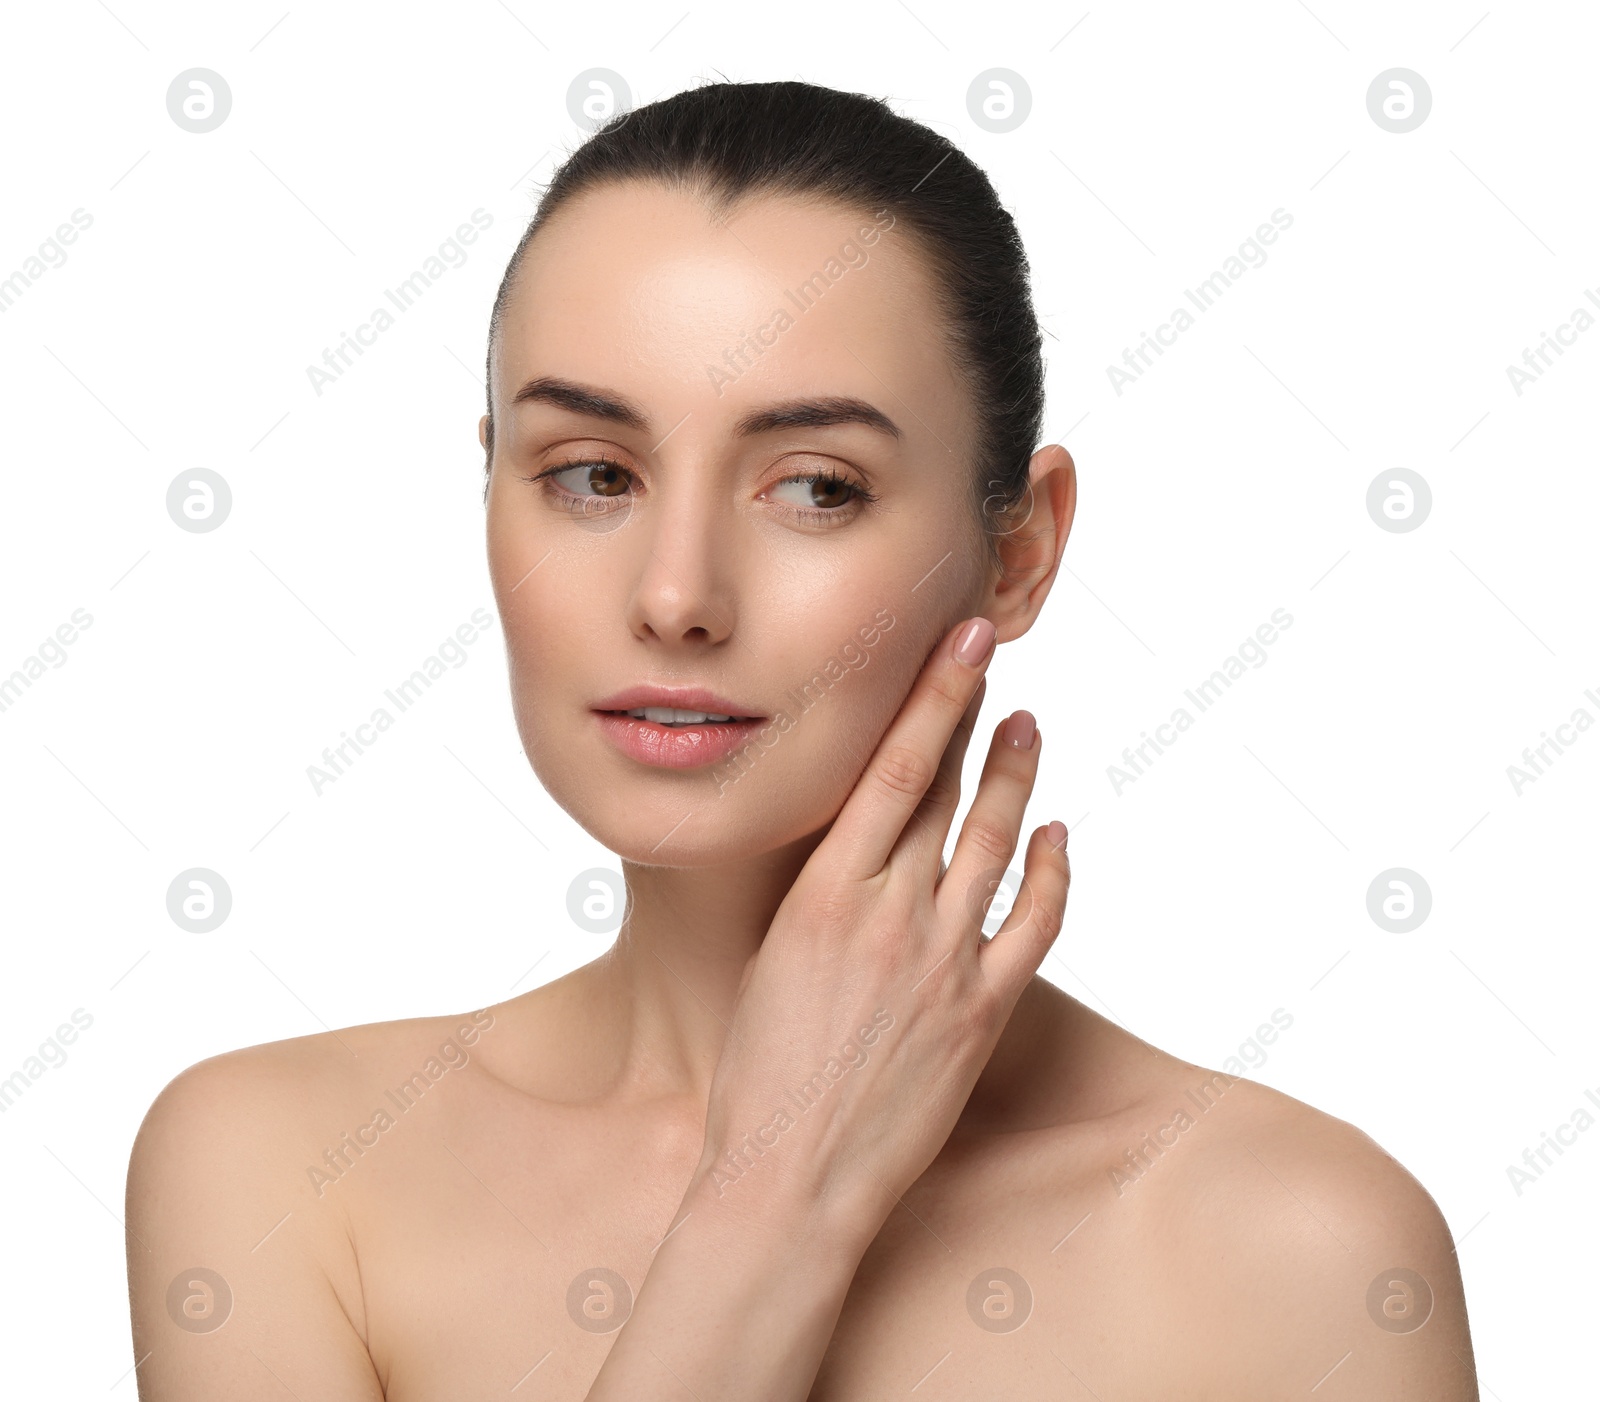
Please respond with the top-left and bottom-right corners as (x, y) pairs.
(692, 615), (1070, 1246)
(582, 614), (1067, 1400)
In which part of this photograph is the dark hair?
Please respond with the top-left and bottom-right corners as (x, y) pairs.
(484, 79), (1046, 559)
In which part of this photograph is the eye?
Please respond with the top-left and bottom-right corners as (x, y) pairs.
(524, 457), (636, 508)
(762, 471), (874, 521)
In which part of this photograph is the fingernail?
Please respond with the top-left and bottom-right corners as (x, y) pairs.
(954, 617), (997, 667)
(1046, 820), (1068, 849)
(1003, 709), (1036, 749)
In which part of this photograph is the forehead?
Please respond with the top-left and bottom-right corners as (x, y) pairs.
(494, 180), (971, 453)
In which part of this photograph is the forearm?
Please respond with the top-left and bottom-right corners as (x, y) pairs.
(583, 1162), (876, 1401)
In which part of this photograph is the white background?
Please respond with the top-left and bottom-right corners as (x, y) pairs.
(2, 0), (1595, 1394)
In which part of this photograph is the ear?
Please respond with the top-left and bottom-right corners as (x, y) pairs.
(984, 443), (1076, 644)
(478, 414), (490, 452)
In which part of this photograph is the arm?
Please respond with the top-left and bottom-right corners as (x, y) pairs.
(581, 1155), (878, 1400)
(126, 1050), (385, 1402)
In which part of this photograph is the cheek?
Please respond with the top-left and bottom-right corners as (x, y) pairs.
(486, 493), (610, 671)
(486, 517), (574, 767)
(486, 486), (537, 600)
(487, 537), (546, 690)
(494, 574), (580, 754)
(757, 602), (957, 816)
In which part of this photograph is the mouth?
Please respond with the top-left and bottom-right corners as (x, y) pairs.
(590, 688), (770, 769)
(590, 686), (765, 723)
(598, 706), (763, 726)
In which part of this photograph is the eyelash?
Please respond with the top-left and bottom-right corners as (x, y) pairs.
(520, 458), (878, 526)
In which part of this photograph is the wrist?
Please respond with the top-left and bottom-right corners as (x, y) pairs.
(682, 1144), (883, 1274)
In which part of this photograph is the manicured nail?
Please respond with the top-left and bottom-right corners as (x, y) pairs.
(1003, 709), (1036, 749)
(1046, 820), (1068, 849)
(954, 617), (997, 667)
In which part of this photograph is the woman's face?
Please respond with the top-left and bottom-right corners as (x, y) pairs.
(483, 180), (994, 865)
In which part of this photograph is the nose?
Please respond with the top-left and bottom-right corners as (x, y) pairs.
(623, 473), (738, 648)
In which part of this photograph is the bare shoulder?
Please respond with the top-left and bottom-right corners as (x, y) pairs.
(1146, 1068), (1453, 1240)
(125, 1008), (497, 1401)
(1125, 1065), (1479, 1399)
(130, 1009), (488, 1181)
(133, 1024), (371, 1163)
(138, 1004), (497, 1121)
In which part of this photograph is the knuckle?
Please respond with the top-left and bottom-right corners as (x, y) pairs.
(920, 769), (960, 813)
(926, 671), (972, 714)
(1030, 892), (1065, 936)
(960, 816), (1015, 864)
(873, 745), (934, 799)
(862, 918), (911, 963)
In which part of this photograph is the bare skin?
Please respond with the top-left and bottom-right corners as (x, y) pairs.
(125, 982), (1475, 1399)
(126, 181), (1477, 1399)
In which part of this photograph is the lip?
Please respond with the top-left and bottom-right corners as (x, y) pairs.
(590, 685), (770, 771)
(591, 685), (765, 719)
(594, 712), (769, 770)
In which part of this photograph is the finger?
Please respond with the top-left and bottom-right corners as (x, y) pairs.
(825, 616), (997, 881)
(937, 710), (1041, 927)
(979, 820), (1070, 996)
(886, 675), (987, 875)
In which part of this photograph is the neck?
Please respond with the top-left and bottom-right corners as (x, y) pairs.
(549, 841), (1098, 1137)
(585, 832), (825, 1105)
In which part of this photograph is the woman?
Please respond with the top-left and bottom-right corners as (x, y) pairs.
(126, 81), (1478, 1399)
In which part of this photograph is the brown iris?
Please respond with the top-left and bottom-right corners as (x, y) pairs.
(806, 476), (853, 508)
(585, 464), (629, 497)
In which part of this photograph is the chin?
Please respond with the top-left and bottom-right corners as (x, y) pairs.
(564, 788), (837, 868)
(531, 728), (854, 868)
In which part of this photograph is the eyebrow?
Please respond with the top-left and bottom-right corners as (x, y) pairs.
(510, 376), (902, 442)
